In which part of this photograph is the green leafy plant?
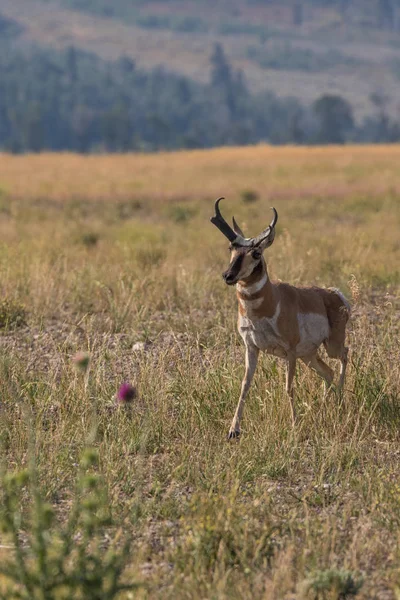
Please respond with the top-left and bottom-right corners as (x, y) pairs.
(0, 298), (26, 330)
(81, 231), (100, 247)
(0, 449), (139, 600)
(241, 189), (259, 204)
(300, 568), (364, 599)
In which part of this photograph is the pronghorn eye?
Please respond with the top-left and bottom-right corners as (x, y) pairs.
(252, 250), (261, 260)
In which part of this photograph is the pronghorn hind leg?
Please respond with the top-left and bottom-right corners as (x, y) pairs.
(337, 346), (349, 395)
(285, 352), (297, 426)
(301, 353), (335, 396)
(228, 344), (259, 439)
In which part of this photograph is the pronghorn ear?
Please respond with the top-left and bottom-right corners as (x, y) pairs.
(232, 216), (245, 237)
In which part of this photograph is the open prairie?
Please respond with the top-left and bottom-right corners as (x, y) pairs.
(0, 145), (400, 598)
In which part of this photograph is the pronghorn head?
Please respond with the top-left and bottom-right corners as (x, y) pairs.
(210, 197), (278, 285)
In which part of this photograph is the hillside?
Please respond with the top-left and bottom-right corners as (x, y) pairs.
(1, 0), (400, 117)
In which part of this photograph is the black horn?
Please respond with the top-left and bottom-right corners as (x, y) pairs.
(232, 215), (245, 237)
(252, 207), (278, 246)
(210, 198), (275, 247)
(269, 207), (278, 229)
(210, 198), (241, 244)
(210, 198), (253, 246)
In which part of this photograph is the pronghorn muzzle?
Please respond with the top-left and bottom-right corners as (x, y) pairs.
(222, 253), (244, 285)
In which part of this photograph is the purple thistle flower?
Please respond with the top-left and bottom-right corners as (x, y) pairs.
(117, 383), (137, 405)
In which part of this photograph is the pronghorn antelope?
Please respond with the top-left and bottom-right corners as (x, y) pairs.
(211, 198), (350, 439)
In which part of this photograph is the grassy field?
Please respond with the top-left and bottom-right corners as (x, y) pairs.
(0, 145), (399, 598)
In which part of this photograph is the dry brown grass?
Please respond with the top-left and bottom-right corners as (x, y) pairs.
(0, 145), (399, 598)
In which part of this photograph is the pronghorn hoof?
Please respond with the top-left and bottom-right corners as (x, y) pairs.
(228, 430), (240, 440)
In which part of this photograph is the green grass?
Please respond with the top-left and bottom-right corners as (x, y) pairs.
(0, 146), (399, 598)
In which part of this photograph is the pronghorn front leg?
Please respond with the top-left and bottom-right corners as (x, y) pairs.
(228, 344), (259, 439)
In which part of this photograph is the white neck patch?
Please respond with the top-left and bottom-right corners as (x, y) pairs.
(237, 271), (268, 296)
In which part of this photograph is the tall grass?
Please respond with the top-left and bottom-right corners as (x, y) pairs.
(0, 146), (399, 598)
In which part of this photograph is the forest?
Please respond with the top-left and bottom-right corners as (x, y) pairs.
(0, 39), (400, 153)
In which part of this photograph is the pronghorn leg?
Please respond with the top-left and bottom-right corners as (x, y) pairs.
(337, 346), (349, 395)
(285, 353), (297, 425)
(301, 353), (334, 393)
(228, 344), (259, 439)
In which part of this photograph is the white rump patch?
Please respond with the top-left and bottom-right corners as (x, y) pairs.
(329, 287), (351, 314)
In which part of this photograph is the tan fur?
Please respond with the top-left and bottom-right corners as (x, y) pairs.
(226, 254), (350, 437)
(234, 259), (349, 357)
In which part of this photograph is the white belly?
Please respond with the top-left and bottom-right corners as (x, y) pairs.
(295, 313), (329, 357)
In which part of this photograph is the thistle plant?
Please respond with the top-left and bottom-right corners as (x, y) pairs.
(116, 383), (137, 405)
(0, 448), (139, 600)
(72, 351), (91, 373)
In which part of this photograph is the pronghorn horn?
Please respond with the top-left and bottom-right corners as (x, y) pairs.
(270, 207), (278, 229)
(232, 216), (245, 237)
(210, 198), (252, 246)
(252, 207), (278, 246)
(211, 198), (237, 242)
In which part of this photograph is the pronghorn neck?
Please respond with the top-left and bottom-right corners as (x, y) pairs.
(236, 259), (278, 319)
(236, 258), (269, 296)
